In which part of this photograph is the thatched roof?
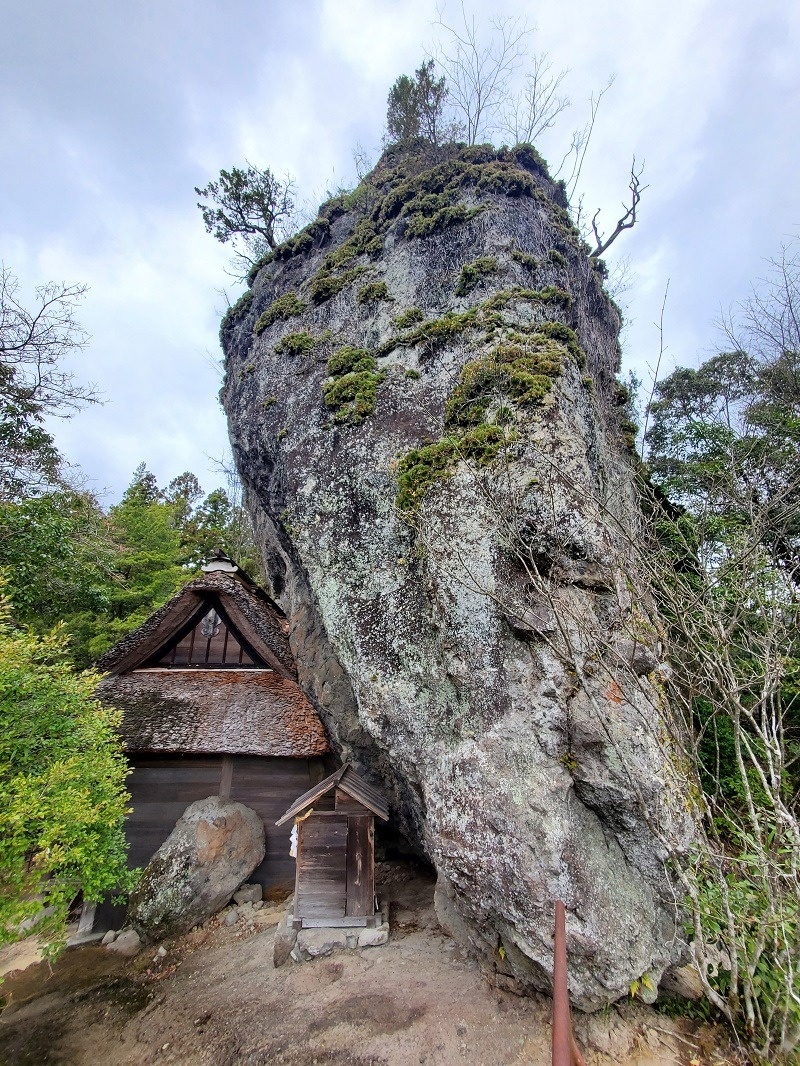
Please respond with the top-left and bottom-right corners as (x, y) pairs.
(96, 568), (296, 677)
(96, 560), (331, 759)
(98, 670), (330, 758)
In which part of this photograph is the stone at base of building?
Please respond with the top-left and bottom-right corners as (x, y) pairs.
(279, 906), (390, 965)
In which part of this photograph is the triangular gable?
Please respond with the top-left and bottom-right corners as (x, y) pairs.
(101, 576), (295, 679)
(144, 596), (264, 669)
(276, 763), (389, 825)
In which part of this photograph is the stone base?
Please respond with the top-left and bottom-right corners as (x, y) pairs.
(278, 906), (390, 965)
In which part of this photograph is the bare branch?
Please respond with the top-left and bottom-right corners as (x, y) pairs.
(590, 157), (647, 258)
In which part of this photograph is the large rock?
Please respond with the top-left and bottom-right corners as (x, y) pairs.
(128, 796), (265, 940)
(220, 143), (696, 1008)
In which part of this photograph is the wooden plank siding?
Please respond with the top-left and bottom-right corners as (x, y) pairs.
(345, 815), (374, 917)
(125, 754), (330, 893)
(295, 815), (348, 918)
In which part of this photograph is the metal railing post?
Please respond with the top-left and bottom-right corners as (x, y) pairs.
(552, 900), (586, 1066)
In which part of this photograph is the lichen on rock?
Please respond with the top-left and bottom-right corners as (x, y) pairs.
(220, 141), (696, 1010)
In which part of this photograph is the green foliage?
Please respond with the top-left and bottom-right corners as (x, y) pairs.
(445, 336), (563, 427)
(379, 306), (481, 358)
(546, 249), (568, 269)
(393, 307), (425, 329)
(195, 163), (295, 263)
(274, 331), (315, 357)
(693, 849), (800, 1060)
(455, 257), (499, 297)
(394, 313), (580, 510)
(220, 289), (253, 332)
(386, 60), (447, 146)
(0, 586), (134, 956)
(405, 369), (421, 380)
(511, 249), (538, 273)
(253, 292), (306, 333)
(396, 424), (509, 511)
(323, 347), (385, 424)
(357, 280), (392, 304)
(405, 202), (484, 238)
(0, 490), (117, 630)
(483, 285), (572, 312)
(309, 266), (368, 305)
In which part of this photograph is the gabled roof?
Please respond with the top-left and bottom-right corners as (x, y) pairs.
(275, 763), (389, 825)
(96, 568), (296, 678)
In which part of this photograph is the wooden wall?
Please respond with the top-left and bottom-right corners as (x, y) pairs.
(126, 754), (331, 893)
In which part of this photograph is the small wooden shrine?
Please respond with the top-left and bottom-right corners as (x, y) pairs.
(276, 763), (389, 929)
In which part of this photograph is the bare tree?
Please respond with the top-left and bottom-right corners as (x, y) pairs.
(0, 266), (97, 499)
(589, 158), (646, 258)
(500, 51), (571, 145)
(432, 4), (530, 145)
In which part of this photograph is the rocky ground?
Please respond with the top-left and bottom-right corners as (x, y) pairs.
(0, 863), (740, 1066)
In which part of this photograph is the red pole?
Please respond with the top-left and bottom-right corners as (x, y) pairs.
(552, 900), (572, 1066)
(551, 900), (586, 1066)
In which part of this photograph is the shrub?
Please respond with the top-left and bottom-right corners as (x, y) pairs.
(274, 331), (316, 357)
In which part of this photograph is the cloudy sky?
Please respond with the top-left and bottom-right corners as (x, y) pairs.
(2, 0), (798, 503)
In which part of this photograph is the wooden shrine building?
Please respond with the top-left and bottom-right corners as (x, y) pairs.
(276, 763), (389, 929)
(96, 551), (331, 893)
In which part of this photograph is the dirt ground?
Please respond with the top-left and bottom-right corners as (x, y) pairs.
(0, 862), (739, 1066)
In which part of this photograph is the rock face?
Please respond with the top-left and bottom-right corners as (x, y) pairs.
(128, 797), (265, 940)
(220, 143), (696, 1009)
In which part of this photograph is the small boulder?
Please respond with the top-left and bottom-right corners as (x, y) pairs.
(358, 923), (389, 948)
(128, 796), (265, 940)
(293, 927), (348, 961)
(273, 914), (298, 967)
(101, 929), (117, 946)
(107, 928), (142, 956)
(233, 883), (262, 905)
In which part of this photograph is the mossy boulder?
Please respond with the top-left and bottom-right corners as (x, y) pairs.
(128, 797), (265, 941)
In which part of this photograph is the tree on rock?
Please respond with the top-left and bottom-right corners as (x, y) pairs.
(386, 60), (448, 146)
(195, 163), (297, 267)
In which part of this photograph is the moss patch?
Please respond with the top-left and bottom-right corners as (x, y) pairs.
(274, 331), (315, 356)
(323, 346), (385, 424)
(220, 289), (253, 332)
(357, 280), (392, 304)
(511, 250), (538, 273)
(395, 313), (583, 511)
(393, 307), (425, 329)
(309, 266), (368, 305)
(302, 142), (560, 306)
(455, 257), (499, 297)
(254, 292), (306, 334)
(396, 424), (510, 512)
